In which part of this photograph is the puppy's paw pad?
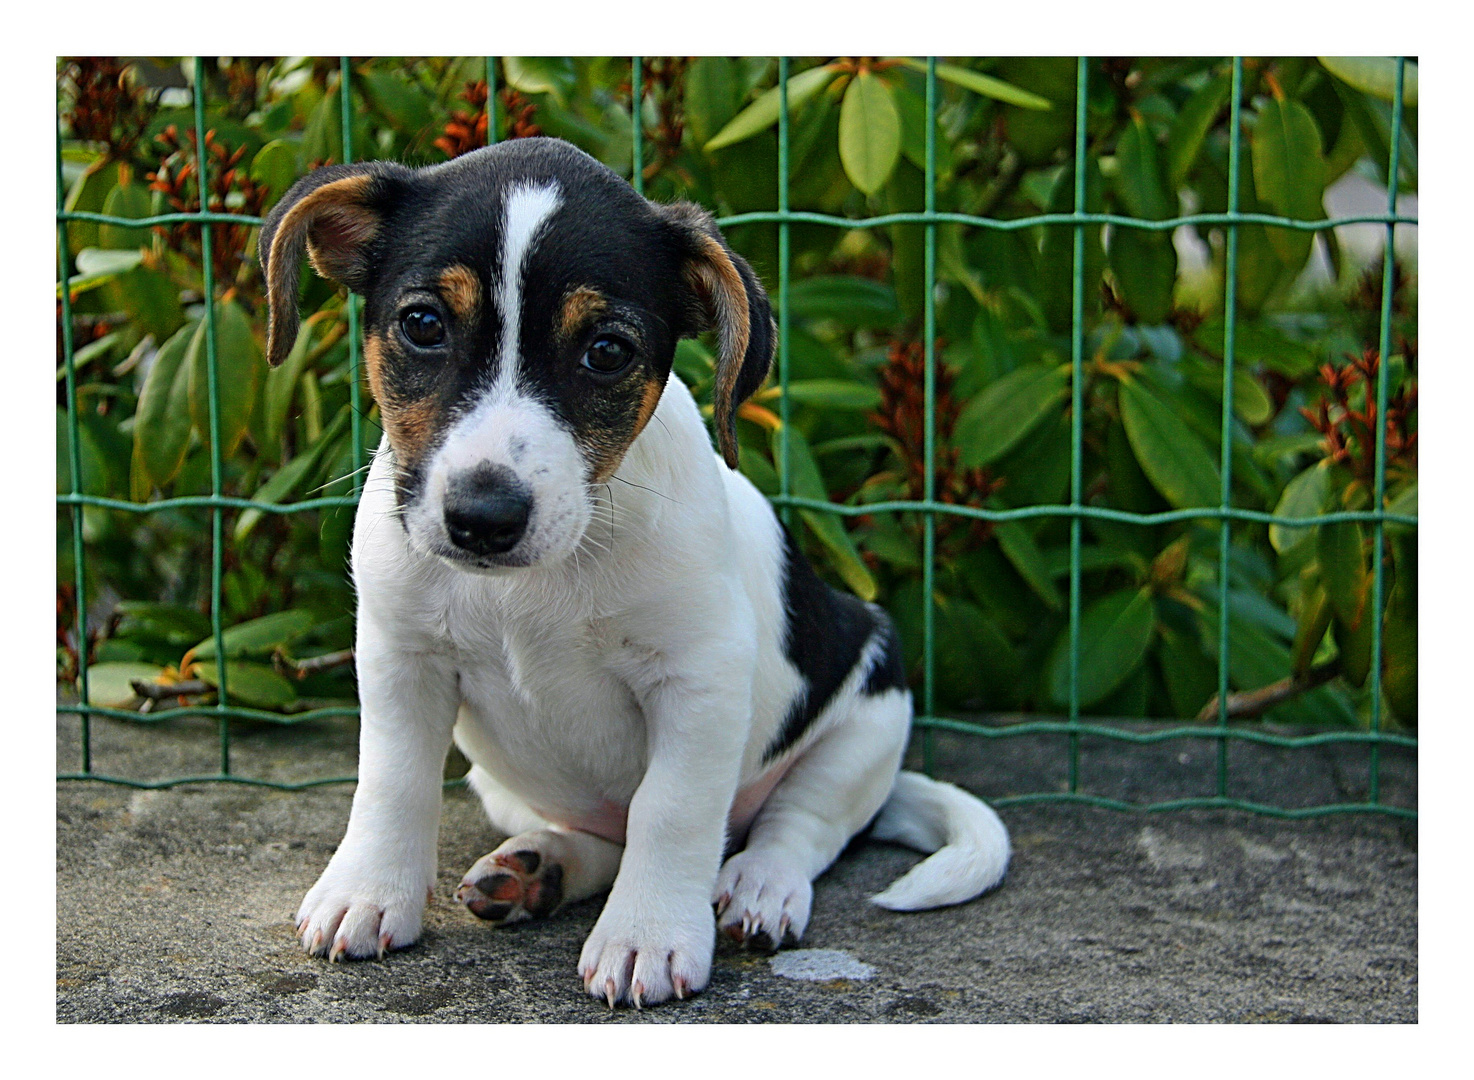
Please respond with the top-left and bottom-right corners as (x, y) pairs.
(714, 850), (812, 952)
(457, 850), (564, 923)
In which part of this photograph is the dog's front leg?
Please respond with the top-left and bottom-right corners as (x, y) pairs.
(578, 656), (751, 1008)
(296, 623), (459, 961)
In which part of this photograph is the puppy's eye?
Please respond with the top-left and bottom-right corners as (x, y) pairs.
(400, 308), (446, 348)
(581, 335), (634, 374)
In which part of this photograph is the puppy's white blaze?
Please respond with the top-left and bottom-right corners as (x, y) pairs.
(493, 182), (562, 398)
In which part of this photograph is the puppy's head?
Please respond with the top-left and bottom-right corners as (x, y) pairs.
(260, 138), (772, 572)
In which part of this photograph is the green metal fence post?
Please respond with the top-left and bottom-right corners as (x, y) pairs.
(778, 57), (793, 531)
(1368, 57), (1407, 805)
(921, 57), (938, 776)
(1067, 56), (1088, 792)
(631, 57), (643, 196)
(193, 56), (231, 775)
(486, 58), (500, 145)
(56, 116), (89, 774)
(1217, 57), (1246, 796)
(340, 58), (365, 498)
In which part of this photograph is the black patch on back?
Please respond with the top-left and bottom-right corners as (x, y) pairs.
(862, 615), (907, 695)
(763, 527), (887, 763)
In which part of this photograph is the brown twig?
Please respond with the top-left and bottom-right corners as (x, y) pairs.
(274, 648), (355, 680)
(130, 678), (213, 700)
(1196, 660), (1340, 722)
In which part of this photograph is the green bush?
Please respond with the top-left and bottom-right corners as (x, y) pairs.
(57, 56), (1417, 728)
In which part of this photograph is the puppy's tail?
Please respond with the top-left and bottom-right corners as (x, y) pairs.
(867, 771), (1010, 911)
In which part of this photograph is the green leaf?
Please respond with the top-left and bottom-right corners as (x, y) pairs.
(134, 321), (199, 489)
(1332, 604), (1373, 688)
(1292, 584), (1333, 677)
(1269, 462), (1332, 554)
(1108, 227), (1177, 325)
(934, 594), (1023, 708)
(98, 183), (153, 249)
(771, 379), (882, 411)
(1039, 158), (1105, 332)
(502, 57), (576, 105)
(187, 300), (263, 460)
(1386, 481), (1417, 523)
(954, 363), (1068, 468)
(684, 57), (741, 150)
(1167, 72), (1232, 190)
(704, 64), (839, 151)
(1251, 98), (1325, 265)
(62, 247), (144, 296)
(82, 662), (164, 707)
(1232, 373), (1273, 426)
(994, 521), (1063, 610)
(251, 139), (300, 207)
(193, 661), (298, 710)
(1318, 57), (1418, 107)
(113, 602), (211, 649)
(838, 71), (903, 196)
(1191, 317), (1318, 376)
(1117, 377), (1221, 509)
(892, 57), (1053, 110)
(1115, 116), (1174, 220)
(358, 69), (433, 135)
(187, 609), (318, 663)
(1157, 628), (1217, 718)
(64, 158), (120, 252)
(1317, 520), (1368, 630)
(787, 275), (900, 327)
(1048, 588), (1157, 708)
(235, 405), (352, 541)
(772, 426), (877, 601)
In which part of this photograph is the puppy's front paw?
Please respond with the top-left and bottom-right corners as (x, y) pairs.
(577, 895), (714, 1009)
(295, 859), (428, 962)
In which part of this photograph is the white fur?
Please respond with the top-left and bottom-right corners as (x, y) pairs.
(493, 182), (561, 396)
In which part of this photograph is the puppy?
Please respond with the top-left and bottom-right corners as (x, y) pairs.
(259, 137), (1009, 1008)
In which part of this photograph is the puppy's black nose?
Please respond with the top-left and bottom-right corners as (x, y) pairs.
(444, 465), (532, 557)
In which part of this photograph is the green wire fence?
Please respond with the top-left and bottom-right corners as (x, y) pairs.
(57, 57), (1418, 817)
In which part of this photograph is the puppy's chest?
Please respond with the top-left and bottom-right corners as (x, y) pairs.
(421, 584), (663, 714)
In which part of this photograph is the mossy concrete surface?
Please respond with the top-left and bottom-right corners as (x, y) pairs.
(56, 713), (1416, 1023)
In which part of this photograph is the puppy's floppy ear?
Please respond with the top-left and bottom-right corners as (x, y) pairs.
(659, 202), (775, 469)
(257, 162), (407, 367)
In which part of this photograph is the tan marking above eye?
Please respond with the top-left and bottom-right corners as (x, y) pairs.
(559, 286), (609, 342)
(437, 265), (482, 321)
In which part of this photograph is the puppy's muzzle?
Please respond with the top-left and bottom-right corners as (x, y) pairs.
(444, 464), (533, 558)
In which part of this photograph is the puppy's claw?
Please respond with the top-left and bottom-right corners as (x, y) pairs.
(310, 928), (323, 955)
(674, 976), (688, 1000)
(715, 892), (731, 916)
(378, 932), (391, 961)
(605, 977), (617, 1010)
(631, 981), (644, 1010)
(329, 938), (345, 963)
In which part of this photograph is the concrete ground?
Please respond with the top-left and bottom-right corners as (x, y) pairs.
(56, 711), (1416, 1023)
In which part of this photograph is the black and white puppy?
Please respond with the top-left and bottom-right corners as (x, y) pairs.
(260, 137), (1009, 1009)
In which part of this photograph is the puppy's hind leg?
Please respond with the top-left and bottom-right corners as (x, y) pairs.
(715, 689), (909, 950)
(456, 765), (623, 924)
